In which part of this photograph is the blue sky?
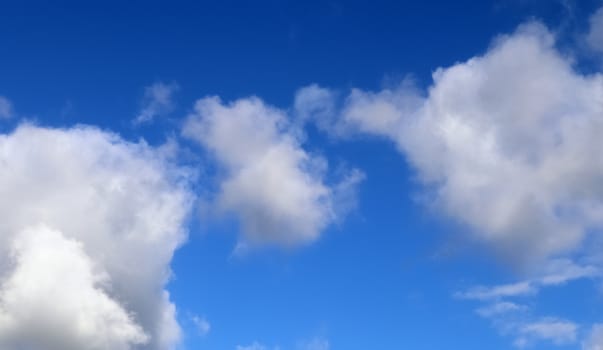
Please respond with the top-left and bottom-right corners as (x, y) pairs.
(1, 1), (603, 349)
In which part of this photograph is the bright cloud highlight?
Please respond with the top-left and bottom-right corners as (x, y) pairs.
(0, 125), (193, 350)
(183, 96), (363, 247)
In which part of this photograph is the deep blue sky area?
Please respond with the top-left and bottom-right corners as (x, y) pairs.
(1, 1), (603, 349)
(1, 0), (599, 132)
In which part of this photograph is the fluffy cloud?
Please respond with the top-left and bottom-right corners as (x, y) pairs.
(134, 82), (179, 125)
(0, 96), (14, 119)
(293, 20), (603, 348)
(183, 96), (363, 247)
(303, 23), (603, 266)
(0, 125), (193, 349)
(0, 226), (148, 349)
(588, 7), (603, 53)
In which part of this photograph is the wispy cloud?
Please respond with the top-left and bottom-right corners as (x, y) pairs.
(457, 259), (599, 301)
(191, 315), (211, 337)
(474, 303), (578, 348)
(476, 301), (527, 318)
(583, 324), (603, 350)
(454, 259), (596, 347)
(587, 6), (603, 53)
(0, 96), (14, 119)
(134, 82), (179, 125)
(456, 281), (536, 301)
(515, 318), (578, 348)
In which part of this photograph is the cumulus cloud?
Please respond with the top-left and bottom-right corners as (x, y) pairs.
(292, 20), (603, 348)
(0, 96), (14, 119)
(588, 7), (603, 53)
(0, 124), (193, 349)
(134, 82), (179, 125)
(183, 96), (363, 247)
(0, 226), (148, 349)
(302, 22), (603, 266)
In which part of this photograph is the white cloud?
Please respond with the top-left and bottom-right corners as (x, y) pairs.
(0, 124), (194, 349)
(458, 259), (598, 301)
(457, 258), (596, 348)
(475, 309), (578, 349)
(476, 302), (526, 318)
(0, 96), (14, 119)
(471, 300), (578, 348)
(294, 84), (339, 134)
(191, 315), (211, 336)
(588, 7), (603, 53)
(516, 318), (578, 347)
(0, 226), (149, 349)
(537, 258), (599, 286)
(583, 324), (603, 350)
(183, 96), (362, 247)
(293, 20), (603, 349)
(457, 281), (536, 301)
(134, 82), (179, 125)
(306, 22), (603, 266)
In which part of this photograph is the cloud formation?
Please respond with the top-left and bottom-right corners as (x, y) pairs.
(301, 23), (603, 266)
(457, 259), (598, 301)
(0, 226), (149, 349)
(0, 125), (193, 349)
(191, 315), (211, 337)
(516, 318), (578, 347)
(588, 7), (603, 53)
(293, 20), (603, 348)
(584, 324), (603, 350)
(183, 96), (363, 247)
(0, 96), (13, 119)
(472, 300), (578, 348)
(134, 82), (179, 125)
(475, 301), (526, 318)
